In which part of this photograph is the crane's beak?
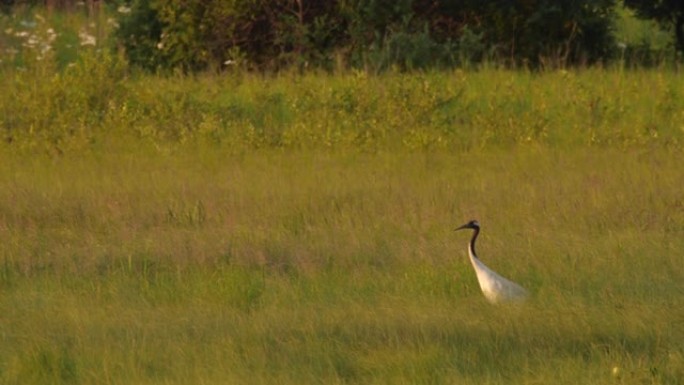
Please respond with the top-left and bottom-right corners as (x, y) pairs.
(454, 223), (469, 231)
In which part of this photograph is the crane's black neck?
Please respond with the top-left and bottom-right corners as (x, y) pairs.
(469, 227), (480, 259)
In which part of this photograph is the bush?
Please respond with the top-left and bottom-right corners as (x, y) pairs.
(115, 0), (347, 72)
(114, 0), (618, 72)
(0, 51), (127, 151)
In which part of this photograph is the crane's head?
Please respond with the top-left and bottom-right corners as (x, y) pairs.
(455, 220), (480, 231)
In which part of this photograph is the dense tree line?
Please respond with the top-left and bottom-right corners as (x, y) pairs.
(3, 0), (684, 71)
(115, 0), (617, 71)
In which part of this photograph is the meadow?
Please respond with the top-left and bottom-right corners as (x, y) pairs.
(1, 67), (684, 384)
(2, 9), (684, 384)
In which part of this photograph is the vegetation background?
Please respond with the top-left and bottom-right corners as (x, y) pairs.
(0, 1), (683, 384)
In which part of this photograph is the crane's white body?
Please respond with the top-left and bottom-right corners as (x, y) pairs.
(467, 242), (528, 304)
(456, 220), (528, 304)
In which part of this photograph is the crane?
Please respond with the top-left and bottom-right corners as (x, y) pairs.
(455, 220), (528, 304)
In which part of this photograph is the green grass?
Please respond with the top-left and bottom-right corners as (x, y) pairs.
(1, 7), (684, 384)
(2, 7), (684, 153)
(1, 146), (683, 384)
(1, 10), (684, 382)
(1, 64), (684, 154)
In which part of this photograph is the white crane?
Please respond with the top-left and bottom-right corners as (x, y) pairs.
(455, 220), (528, 304)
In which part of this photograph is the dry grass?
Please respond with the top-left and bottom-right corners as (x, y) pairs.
(1, 145), (683, 384)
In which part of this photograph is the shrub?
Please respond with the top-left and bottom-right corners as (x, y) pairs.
(114, 0), (618, 72)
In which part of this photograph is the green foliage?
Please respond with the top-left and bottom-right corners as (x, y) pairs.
(425, 0), (618, 67)
(624, 0), (684, 54)
(112, 0), (619, 72)
(114, 0), (165, 71)
(614, 5), (676, 67)
(0, 50), (127, 153)
(2, 61), (684, 153)
(115, 0), (347, 71)
(6, 2), (680, 72)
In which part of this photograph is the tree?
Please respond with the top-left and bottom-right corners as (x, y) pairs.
(623, 0), (684, 55)
(114, 0), (618, 72)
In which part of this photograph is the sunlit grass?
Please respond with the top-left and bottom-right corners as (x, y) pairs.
(1, 147), (683, 384)
(2, 64), (684, 155)
(1, 6), (683, 384)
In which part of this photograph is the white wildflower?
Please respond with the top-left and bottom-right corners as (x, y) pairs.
(26, 35), (39, 47)
(79, 29), (96, 46)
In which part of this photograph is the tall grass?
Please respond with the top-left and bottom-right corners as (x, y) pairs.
(1, 8), (683, 385)
(1, 146), (683, 384)
(1, 62), (684, 154)
(1, 6), (683, 152)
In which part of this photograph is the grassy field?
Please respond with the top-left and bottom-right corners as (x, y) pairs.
(4, 7), (684, 385)
(1, 139), (683, 384)
(2, 11), (684, 381)
(2, 63), (684, 154)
